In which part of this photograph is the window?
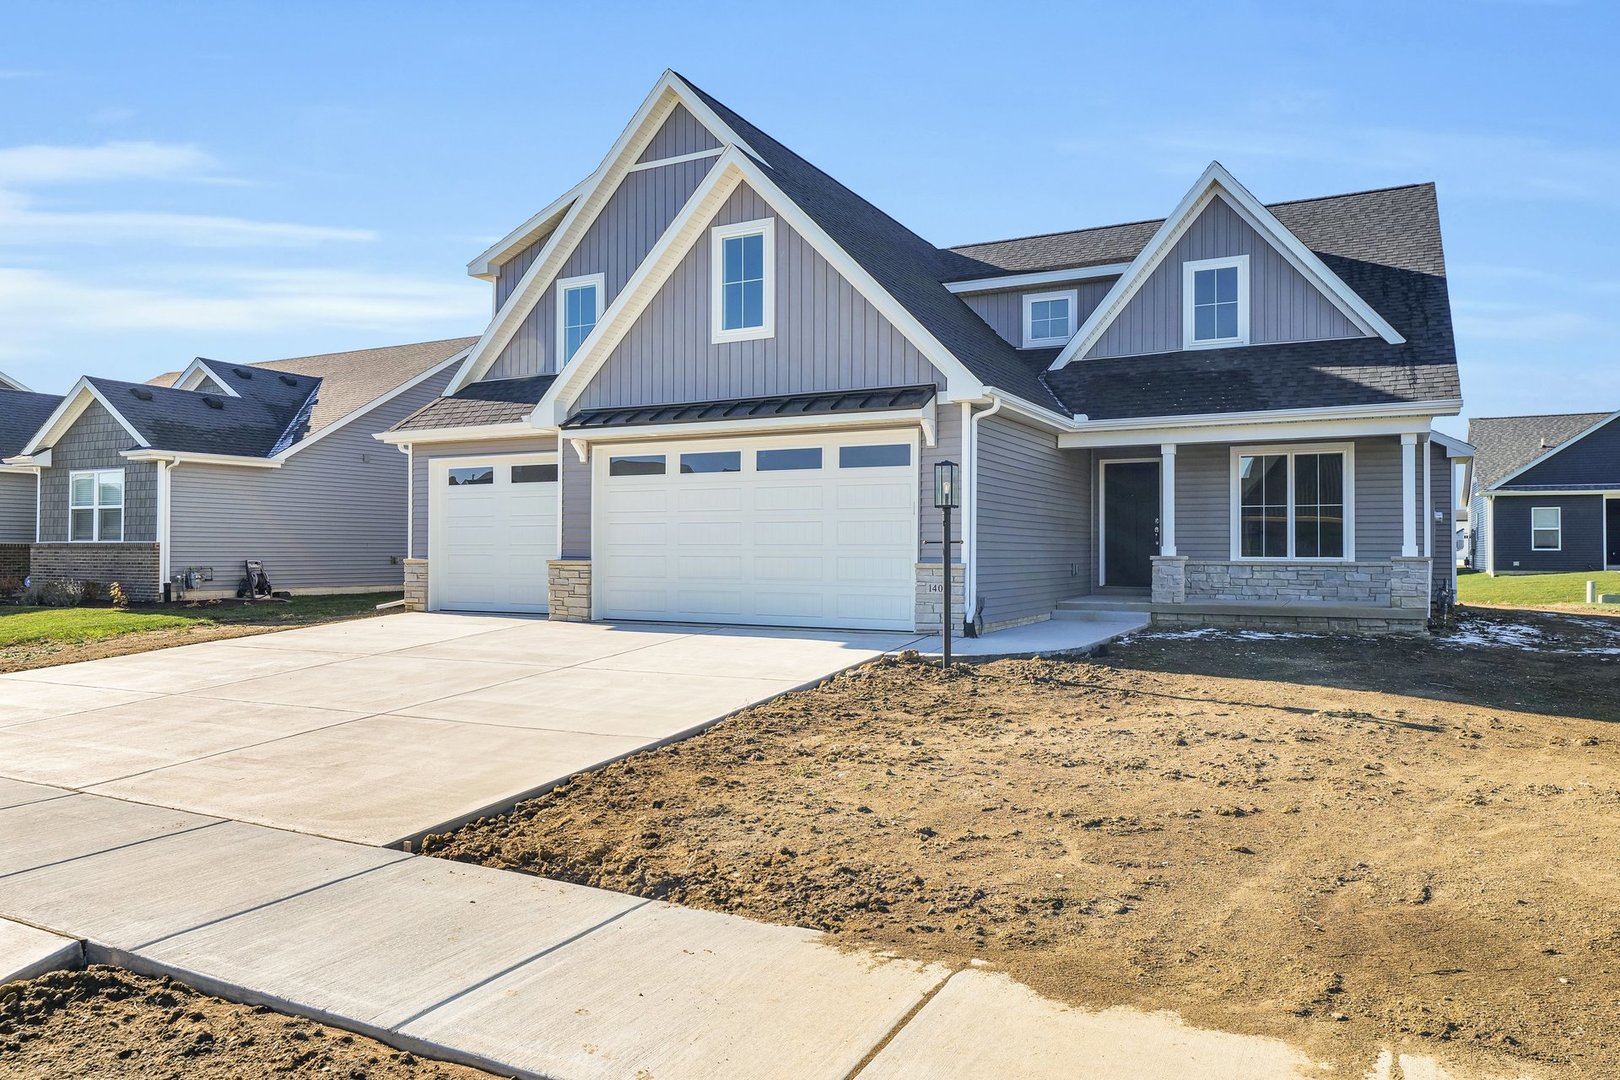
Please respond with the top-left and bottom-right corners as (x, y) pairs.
(1183, 255), (1249, 348)
(1531, 506), (1561, 550)
(679, 451), (741, 474)
(609, 454), (665, 477)
(1232, 444), (1353, 560)
(1021, 289), (1078, 348)
(757, 447), (822, 472)
(512, 464), (558, 484)
(69, 469), (124, 542)
(556, 273), (604, 365)
(839, 443), (911, 469)
(447, 467), (494, 486)
(711, 218), (775, 342)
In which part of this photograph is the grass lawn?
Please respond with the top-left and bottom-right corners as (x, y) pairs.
(1457, 567), (1620, 609)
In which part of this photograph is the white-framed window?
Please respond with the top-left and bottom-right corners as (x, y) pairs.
(710, 218), (775, 343)
(1229, 443), (1354, 561)
(1531, 506), (1562, 551)
(1183, 254), (1250, 348)
(69, 469), (124, 543)
(1021, 289), (1078, 348)
(555, 273), (604, 366)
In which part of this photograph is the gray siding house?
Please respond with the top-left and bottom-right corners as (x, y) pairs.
(382, 71), (1467, 634)
(0, 378), (64, 585)
(3, 339), (473, 601)
(1468, 411), (1620, 574)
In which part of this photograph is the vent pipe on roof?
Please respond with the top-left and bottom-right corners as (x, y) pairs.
(279, 374), (298, 386)
(202, 395), (224, 410)
(129, 387), (153, 401)
(232, 367), (253, 379)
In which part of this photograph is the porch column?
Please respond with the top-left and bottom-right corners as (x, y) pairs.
(1423, 435), (1433, 558)
(1160, 443), (1177, 556)
(1401, 432), (1419, 557)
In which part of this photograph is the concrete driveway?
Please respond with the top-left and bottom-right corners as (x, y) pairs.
(0, 613), (921, 846)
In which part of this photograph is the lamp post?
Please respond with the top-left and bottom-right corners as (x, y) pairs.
(933, 460), (960, 669)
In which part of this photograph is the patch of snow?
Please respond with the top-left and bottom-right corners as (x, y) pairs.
(1139, 627), (1313, 642)
(1438, 617), (1620, 656)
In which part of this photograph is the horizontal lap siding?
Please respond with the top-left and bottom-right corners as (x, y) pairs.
(1490, 494), (1605, 572)
(919, 408), (962, 561)
(563, 449), (590, 558)
(1354, 437), (1404, 560)
(489, 157), (716, 380)
(580, 183), (944, 410)
(169, 369), (454, 591)
(976, 415), (1089, 625)
(1175, 444), (1228, 559)
(0, 472), (34, 543)
(409, 435), (559, 560)
(961, 281), (1113, 348)
(1431, 439), (1452, 590)
(38, 402), (158, 543)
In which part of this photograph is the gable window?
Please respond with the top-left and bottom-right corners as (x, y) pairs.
(69, 469), (124, 542)
(711, 218), (775, 343)
(1022, 289), (1078, 348)
(1184, 255), (1249, 348)
(556, 273), (604, 366)
(1231, 444), (1353, 561)
(1531, 506), (1561, 551)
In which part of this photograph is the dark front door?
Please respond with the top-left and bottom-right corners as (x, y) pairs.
(1103, 461), (1160, 588)
(1608, 499), (1620, 567)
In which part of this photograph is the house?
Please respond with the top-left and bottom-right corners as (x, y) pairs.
(0, 373), (64, 586)
(380, 71), (1466, 634)
(1468, 411), (1620, 574)
(2, 338), (475, 602)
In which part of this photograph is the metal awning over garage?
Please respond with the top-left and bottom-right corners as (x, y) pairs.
(563, 385), (937, 430)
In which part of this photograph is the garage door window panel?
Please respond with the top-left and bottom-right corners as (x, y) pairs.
(610, 454), (666, 477)
(758, 447), (822, 471)
(512, 464), (558, 484)
(839, 444), (911, 468)
(680, 451), (742, 474)
(448, 467), (494, 486)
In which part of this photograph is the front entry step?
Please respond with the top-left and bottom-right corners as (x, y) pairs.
(1053, 594), (1153, 621)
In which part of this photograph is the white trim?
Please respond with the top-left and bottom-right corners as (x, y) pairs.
(1062, 398), (1459, 436)
(963, 395), (1004, 627)
(174, 359), (241, 397)
(1430, 430), (1475, 459)
(709, 217), (776, 344)
(1485, 493), (1497, 575)
(626, 147), (724, 173)
(1606, 496), (1618, 570)
(467, 179), (589, 280)
(1160, 443), (1177, 557)
(1227, 441), (1357, 562)
(406, 444), (414, 561)
(157, 460), (173, 595)
(21, 380), (150, 457)
(1401, 432), (1418, 557)
(1098, 457), (1160, 587)
(0, 369), (32, 392)
(1424, 435), (1434, 558)
(426, 450), (560, 614)
(1021, 288), (1078, 349)
(1059, 408), (1445, 451)
(1181, 254), (1250, 349)
(1050, 162), (1404, 371)
(560, 403), (935, 447)
(942, 263), (1131, 295)
(555, 274), (606, 368)
(375, 421), (557, 447)
(273, 347), (470, 461)
(1482, 488), (1620, 497)
(122, 449), (283, 469)
(67, 467), (126, 543)
(1530, 505), (1563, 551)
(1484, 409), (1620, 491)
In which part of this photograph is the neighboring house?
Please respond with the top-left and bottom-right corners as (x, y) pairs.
(0, 375), (65, 586)
(2, 338), (474, 602)
(381, 71), (1467, 634)
(1468, 411), (1620, 574)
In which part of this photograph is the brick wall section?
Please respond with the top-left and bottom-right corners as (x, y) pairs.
(0, 544), (28, 584)
(30, 544), (161, 602)
(548, 560), (591, 621)
(403, 558), (427, 611)
(1183, 560), (1396, 605)
(914, 563), (965, 634)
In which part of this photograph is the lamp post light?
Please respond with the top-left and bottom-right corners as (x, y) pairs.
(933, 460), (960, 669)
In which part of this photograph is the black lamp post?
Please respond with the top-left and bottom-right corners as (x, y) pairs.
(933, 460), (960, 668)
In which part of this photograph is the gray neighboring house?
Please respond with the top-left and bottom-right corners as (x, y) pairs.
(1468, 411), (1620, 574)
(382, 71), (1469, 634)
(0, 373), (65, 586)
(2, 338), (473, 602)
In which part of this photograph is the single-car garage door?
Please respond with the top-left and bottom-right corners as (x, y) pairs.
(594, 431), (917, 631)
(430, 453), (558, 613)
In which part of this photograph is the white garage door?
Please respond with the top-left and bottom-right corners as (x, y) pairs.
(594, 431), (917, 631)
(430, 454), (558, 613)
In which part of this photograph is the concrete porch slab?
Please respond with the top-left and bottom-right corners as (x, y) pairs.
(0, 794), (218, 878)
(0, 680), (156, 728)
(134, 858), (645, 1032)
(190, 654), (556, 714)
(579, 626), (924, 682)
(0, 917), (81, 983)
(221, 611), (535, 656)
(909, 615), (1150, 659)
(397, 901), (949, 1080)
(1, 641), (367, 694)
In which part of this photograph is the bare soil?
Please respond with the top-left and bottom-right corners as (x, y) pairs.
(425, 608), (1620, 1079)
(0, 966), (500, 1079)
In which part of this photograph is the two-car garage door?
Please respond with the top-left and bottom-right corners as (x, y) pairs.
(593, 431), (918, 631)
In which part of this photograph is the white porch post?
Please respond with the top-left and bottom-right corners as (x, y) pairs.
(1160, 443), (1177, 556)
(1423, 435), (1433, 558)
(1401, 432), (1419, 557)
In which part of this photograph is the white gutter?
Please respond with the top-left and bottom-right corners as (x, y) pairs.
(1066, 398), (1463, 433)
(374, 421), (551, 446)
(157, 459), (173, 598)
(121, 450), (283, 469)
(963, 393), (1005, 632)
(942, 262), (1132, 295)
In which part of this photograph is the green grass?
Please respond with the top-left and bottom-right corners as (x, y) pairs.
(1457, 569), (1620, 608)
(0, 592), (400, 649)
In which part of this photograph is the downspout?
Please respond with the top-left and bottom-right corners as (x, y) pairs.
(963, 393), (1004, 635)
(157, 459), (174, 602)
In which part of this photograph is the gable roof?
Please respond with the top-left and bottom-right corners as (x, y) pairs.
(0, 371), (32, 393)
(86, 373), (318, 458)
(1469, 411), (1616, 490)
(0, 389), (65, 458)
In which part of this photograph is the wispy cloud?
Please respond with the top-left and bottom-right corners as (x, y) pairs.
(1452, 300), (1608, 342)
(0, 140), (219, 185)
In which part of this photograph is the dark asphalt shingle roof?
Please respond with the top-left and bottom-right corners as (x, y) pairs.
(393, 375), (558, 431)
(87, 372), (317, 457)
(0, 390), (65, 458)
(1468, 412), (1613, 490)
(564, 385), (936, 429)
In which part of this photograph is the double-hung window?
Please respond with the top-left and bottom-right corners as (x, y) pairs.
(70, 469), (124, 542)
(711, 218), (775, 343)
(556, 273), (604, 366)
(1022, 289), (1078, 348)
(1232, 445), (1352, 560)
(1184, 255), (1249, 348)
(1530, 507), (1561, 551)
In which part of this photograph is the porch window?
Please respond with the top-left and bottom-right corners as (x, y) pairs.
(1232, 444), (1352, 560)
(1531, 506), (1561, 550)
(70, 469), (124, 542)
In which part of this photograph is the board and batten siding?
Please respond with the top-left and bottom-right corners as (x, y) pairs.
(579, 183), (945, 411)
(409, 434), (559, 561)
(168, 367), (457, 592)
(975, 414), (1090, 626)
(0, 471), (36, 543)
(636, 103), (721, 163)
(1489, 493), (1606, 573)
(1086, 195), (1364, 360)
(494, 226), (557, 311)
(960, 280), (1114, 349)
(488, 155), (717, 381)
(38, 401), (159, 543)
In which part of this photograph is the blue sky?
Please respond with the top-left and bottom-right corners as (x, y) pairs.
(2, 2), (1613, 438)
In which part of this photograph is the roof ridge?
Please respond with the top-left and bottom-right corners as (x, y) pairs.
(1471, 410), (1612, 422)
(243, 335), (478, 369)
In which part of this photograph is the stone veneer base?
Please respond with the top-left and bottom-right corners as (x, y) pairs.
(548, 560), (592, 622)
(914, 562), (965, 634)
(403, 558), (428, 612)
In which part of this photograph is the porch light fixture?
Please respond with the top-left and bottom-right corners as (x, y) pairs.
(933, 460), (960, 668)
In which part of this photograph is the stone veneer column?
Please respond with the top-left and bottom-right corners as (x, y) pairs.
(402, 558), (428, 611)
(1389, 556), (1433, 611)
(548, 559), (592, 622)
(914, 563), (964, 633)
(1151, 555), (1187, 605)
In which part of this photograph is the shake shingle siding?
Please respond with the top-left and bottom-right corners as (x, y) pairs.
(38, 402), (158, 543)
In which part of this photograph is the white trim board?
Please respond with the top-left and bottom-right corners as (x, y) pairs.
(1227, 441), (1358, 562)
(1097, 456), (1160, 588)
(174, 359), (242, 397)
(942, 262), (1131, 295)
(1049, 161), (1404, 371)
(0, 369), (32, 392)
(1484, 408), (1620, 491)
(21, 379), (150, 456)
(273, 347), (470, 461)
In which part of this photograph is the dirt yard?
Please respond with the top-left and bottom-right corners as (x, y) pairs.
(0, 966), (498, 1078)
(426, 608), (1620, 1079)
